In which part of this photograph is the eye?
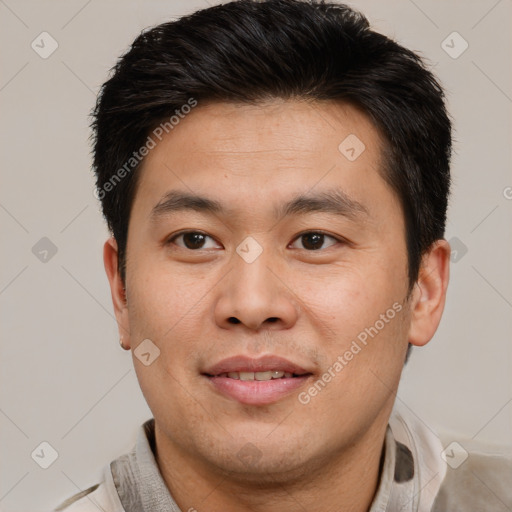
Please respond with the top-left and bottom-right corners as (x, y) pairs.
(166, 230), (342, 251)
(167, 231), (221, 250)
(289, 231), (340, 251)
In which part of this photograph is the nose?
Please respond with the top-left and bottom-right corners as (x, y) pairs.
(214, 247), (300, 331)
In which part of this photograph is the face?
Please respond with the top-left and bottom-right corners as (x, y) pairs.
(107, 99), (424, 482)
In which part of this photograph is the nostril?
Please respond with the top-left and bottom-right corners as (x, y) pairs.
(228, 317), (241, 324)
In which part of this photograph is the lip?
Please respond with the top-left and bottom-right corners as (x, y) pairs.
(203, 355), (311, 376)
(202, 355), (313, 406)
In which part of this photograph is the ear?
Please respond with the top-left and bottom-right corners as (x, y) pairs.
(407, 239), (450, 347)
(103, 236), (131, 348)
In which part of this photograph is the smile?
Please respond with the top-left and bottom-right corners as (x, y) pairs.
(216, 370), (295, 380)
(202, 355), (314, 405)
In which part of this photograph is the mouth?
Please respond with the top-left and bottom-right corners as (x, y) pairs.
(202, 355), (314, 405)
(209, 370), (303, 380)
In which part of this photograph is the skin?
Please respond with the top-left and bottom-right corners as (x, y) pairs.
(104, 99), (450, 512)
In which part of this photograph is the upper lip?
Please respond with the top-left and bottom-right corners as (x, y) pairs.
(203, 355), (312, 376)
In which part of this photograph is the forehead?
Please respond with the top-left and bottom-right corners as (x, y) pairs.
(153, 98), (383, 157)
(132, 99), (393, 219)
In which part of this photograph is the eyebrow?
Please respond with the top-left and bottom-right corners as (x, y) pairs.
(149, 188), (369, 223)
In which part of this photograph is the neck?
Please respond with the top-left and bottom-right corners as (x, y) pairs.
(154, 417), (389, 512)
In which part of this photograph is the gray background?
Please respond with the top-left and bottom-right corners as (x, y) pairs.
(0, 0), (511, 510)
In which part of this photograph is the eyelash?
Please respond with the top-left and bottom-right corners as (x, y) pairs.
(165, 230), (345, 251)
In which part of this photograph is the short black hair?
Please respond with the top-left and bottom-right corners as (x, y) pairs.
(91, 0), (451, 294)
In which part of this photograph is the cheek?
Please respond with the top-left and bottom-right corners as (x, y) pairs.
(128, 262), (221, 369)
(293, 261), (410, 403)
(126, 268), (209, 418)
(296, 262), (406, 339)
(128, 262), (202, 325)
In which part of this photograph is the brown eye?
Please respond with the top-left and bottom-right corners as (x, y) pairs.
(290, 231), (339, 251)
(168, 231), (220, 250)
(182, 232), (206, 249)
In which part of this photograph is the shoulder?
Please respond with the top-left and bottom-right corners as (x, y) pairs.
(54, 484), (100, 511)
(52, 464), (125, 512)
(433, 436), (512, 511)
(53, 419), (153, 512)
(387, 406), (512, 511)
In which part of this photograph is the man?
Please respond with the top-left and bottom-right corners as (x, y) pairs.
(54, 0), (511, 510)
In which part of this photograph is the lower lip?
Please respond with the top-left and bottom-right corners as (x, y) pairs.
(205, 375), (311, 405)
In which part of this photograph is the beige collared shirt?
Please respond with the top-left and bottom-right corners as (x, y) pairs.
(53, 405), (512, 511)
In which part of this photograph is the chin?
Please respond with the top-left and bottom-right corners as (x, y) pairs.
(209, 450), (314, 486)
(194, 427), (326, 484)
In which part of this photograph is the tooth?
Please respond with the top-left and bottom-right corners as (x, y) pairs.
(239, 371), (255, 381)
(271, 371), (285, 379)
(255, 371), (273, 381)
(228, 372), (240, 379)
(284, 372), (293, 378)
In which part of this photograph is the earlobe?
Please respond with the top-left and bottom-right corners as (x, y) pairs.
(103, 237), (131, 345)
(408, 239), (451, 347)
